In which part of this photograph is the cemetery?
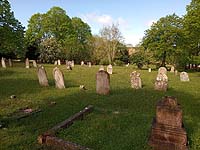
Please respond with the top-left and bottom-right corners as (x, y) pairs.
(1, 0), (200, 149)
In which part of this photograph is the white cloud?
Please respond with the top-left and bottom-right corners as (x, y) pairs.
(146, 20), (156, 27)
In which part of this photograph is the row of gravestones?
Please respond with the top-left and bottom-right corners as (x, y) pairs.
(96, 66), (190, 95)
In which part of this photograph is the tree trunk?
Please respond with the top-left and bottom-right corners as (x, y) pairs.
(161, 50), (166, 67)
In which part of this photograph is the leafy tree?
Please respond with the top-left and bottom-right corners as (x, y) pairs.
(183, 0), (200, 58)
(142, 14), (184, 67)
(0, 0), (25, 58)
(39, 38), (61, 63)
(100, 23), (123, 64)
(114, 42), (129, 63)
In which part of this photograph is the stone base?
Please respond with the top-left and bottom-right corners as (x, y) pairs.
(148, 118), (188, 150)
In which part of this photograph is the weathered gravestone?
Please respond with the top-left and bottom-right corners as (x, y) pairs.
(54, 61), (58, 65)
(148, 96), (188, 150)
(81, 61), (84, 66)
(154, 73), (168, 91)
(53, 67), (65, 89)
(96, 70), (110, 95)
(8, 58), (12, 67)
(130, 71), (142, 89)
(170, 66), (175, 73)
(71, 60), (74, 67)
(148, 68), (151, 72)
(180, 72), (189, 82)
(1, 57), (6, 68)
(158, 67), (167, 75)
(175, 70), (178, 76)
(58, 59), (61, 65)
(99, 65), (104, 71)
(37, 66), (49, 87)
(107, 64), (113, 74)
(66, 60), (72, 70)
(33, 60), (37, 68)
(88, 62), (92, 67)
(25, 58), (30, 68)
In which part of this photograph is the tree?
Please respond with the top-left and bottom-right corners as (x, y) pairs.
(183, 0), (200, 57)
(39, 38), (61, 63)
(142, 14), (184, 67)
(0, 0), (25, 58)
(100, 23), (123, 64)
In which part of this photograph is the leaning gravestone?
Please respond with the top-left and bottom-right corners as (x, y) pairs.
(130, 71), (142, 89)
(1, 57), (6, 68)
(96, 70), (110, 95)
(158, 67), (167, 75)
(170, 66), (175, 73)
(8, 58), (12, 67)
(180, 72), (190, 82)
(33, 60), (37, 68)
(107, 64), (113, 74)
(154, 73), (168, 91)
(37, 66), (49, 87)
(53, 67), (65, 89)
(148, 96), (188, 150)
(25, 58), (30, 68)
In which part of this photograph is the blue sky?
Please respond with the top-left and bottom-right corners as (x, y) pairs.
(9, 0), (191, 46)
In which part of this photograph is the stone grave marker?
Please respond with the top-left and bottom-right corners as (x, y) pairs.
(58, 59), (61, 65)
(99, 65), (104, 71)
(37, 66), (49, 87)
(53, 67), (65, 89)
(148, 96), (188, 150)
(130, 71), (142, 89)
(25, 58), (30, 68)
(33, 60), (37, 68)
(154, 73), (168, 91)
(54, 60), (58, 65)
(66, 60), (72, 70)
(148, 68), (151, 72)
(1, 57), (6, 68)
(170, 66), (175, 73)
(71, 60), (74, 67)
(107, 64), (113, 74)
(175, 70), (178, 76)
(88, 62), (92, 67)
(158, 67), (167, 75)
(81, 61), (84, 66)
(180, 72), (189, 82)
(96, 70), (110, 95)
(8, 58), (12, 67)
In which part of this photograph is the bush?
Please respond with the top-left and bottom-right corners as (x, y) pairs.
(99, 58), (109, 65)
(114, 60), (124, 66)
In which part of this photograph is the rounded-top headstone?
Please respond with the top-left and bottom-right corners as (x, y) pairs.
(53, 67), (65, 89)
(130, 71), (142, 89)
(96, 70), (110, 95)
(107, 64), (113, 74)
(37, 65), (49, 87)
(180, 72), (189, 81)
(158, 67), (167, 75)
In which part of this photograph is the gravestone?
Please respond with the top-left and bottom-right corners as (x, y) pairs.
(96, 70), (110, 95)
(148, 68), (151, 72)
(99, 65), (104, 71)
(154, 73), (168, 91)
(1, 57), (6, 68)
(170, 66), (175, 73)
(180, 72), (189, 82)
(33, 60), (37, 68)
(71, 60), (74, 67)
(37, 66), (49, 87)
(126, 63), (129, 67)
(25, 58), (30, 68)
(130, 71), (142, 89)
(88, 62), (92, 67)
(107, 64), (113, 74)
(158, 67), (167, 75)
(81, 61), (84, 66)
(66, 60), (72, 70)
(148, 96), (188, 150)
(53, 67), (65, 89)
(54, 61), (58, 65)
(8, 58), (12, 67)
(58, 59), (61, 65)
(175, 70), (178, 76)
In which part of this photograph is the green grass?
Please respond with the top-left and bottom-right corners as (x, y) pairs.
(0, 63), (200, 150)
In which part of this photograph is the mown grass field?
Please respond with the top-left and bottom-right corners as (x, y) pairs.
(0, 63), (200, 150)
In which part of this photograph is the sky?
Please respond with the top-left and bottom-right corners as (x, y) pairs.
(9, 0), (191, 46)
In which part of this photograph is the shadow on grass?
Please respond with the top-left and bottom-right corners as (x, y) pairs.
(1, 86), (199, 150)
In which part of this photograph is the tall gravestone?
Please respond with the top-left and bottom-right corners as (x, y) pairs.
(154, 73), (168, 91)
(58, 59), (61, 65)
(25, 58), (30, 68)
(107, 64), (113, 74)
(149, 96), (188, 150)
(71, 60), (74, 67)
(1, 57), (6, 68)
(130, 71), (142, 89)
(33, 60), (37, 68)
(158, 67), (167, 75)
(96, 70), (110, 95)
(37, 66), (49, 87)
(180, 72), (189, 82)
(8, 58), (12, 67)
(53, 67), (65, 89)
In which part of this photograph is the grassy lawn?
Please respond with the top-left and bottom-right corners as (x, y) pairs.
(0, 63), (200, 150)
